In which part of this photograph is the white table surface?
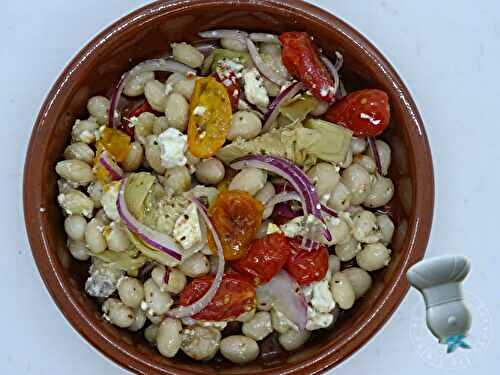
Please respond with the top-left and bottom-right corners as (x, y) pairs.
(2, 0), (499, 373)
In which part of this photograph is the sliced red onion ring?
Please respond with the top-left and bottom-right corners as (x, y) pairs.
(261, 82), (304, 133)
(116, 178), (182, 261)
(256, 270), (308, 330)
(368, 136), (383, 175)
(98, 151), (123, 181)
(246, 38), (289, 86)
(199, 29), (248, 44)
(193, 40), (218, 56)
(108, 59), (195, 129)
(230, 155), (332, 248)
(168, 197), (225, 318)
(320, 55), (340, 99)
(334, 51), (344, 71)
(266, 191), (338, 218)
(249, 32), (280, 44)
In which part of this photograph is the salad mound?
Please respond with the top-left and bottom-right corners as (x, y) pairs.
(55, 29), (395, 364)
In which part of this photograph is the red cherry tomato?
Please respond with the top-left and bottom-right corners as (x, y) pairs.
(280, 32), (336, 103)
(179, 272), (256, 321)
(213, 71), (240, 112)
(324, 89), (390, 136)
(232, 233), (291, 285)
(119, 101), (153, 137)
(285, 238), (329, 285)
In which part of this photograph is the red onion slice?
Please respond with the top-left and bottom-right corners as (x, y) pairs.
(333, 51), (344, 71)
(261, 82), (304, 133)
(320, 55), (340, 99)
(230, 155), (332, 248)
(98, 151), (123, 181)
(368, 136), (383, 175)
(246, 38), (289, 86)
(108, 59), (195, 129)
(168, 197), (225, 318)
(266, 191), (338, 218)
(249, 33), (280, 44)
(116, 178), (182, 261)
(199, 29), (248, 44)
(256, 270), (308, 330)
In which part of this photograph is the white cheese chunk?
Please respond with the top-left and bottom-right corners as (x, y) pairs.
(158, 128), (188, 169)
(173, 203), (204, 250)
(100, 181), (121, 221)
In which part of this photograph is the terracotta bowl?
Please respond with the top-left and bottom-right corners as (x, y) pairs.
(23, 0), (434, 373)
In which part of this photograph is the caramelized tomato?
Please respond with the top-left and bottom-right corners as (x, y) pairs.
(208, 191), (263, 260)
(179, 272), (256, 321)
(99, 128), (131, 162)
(120, 101), (153, 137)
(285, 238), (329, 285)
(213, 71), (240, 112)
(324, 89), (390, 137)
(232, 233), (291, 285)
(187, 77), (232, 158)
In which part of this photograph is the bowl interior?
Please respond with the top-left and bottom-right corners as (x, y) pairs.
(24, 1), (433, 374)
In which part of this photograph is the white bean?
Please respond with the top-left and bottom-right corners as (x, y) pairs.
(145, 80), (168, 112)
(102, 298), (134, 328)
(220, 336), (259, 364)
(174, 78), (196, 100)
(55, 159), (94, 186)
(165, 93), (189, 131)
(352, 210), (381, 244)
(327, 182), (351, 212)
(330, 272), (355, 309)
(134, 112), (155, 144)
(95, 208), (110, 224)
(157, 318), (183, 358)
(278, 329), (311, 351)
(341, 164), (372, 205)
(171, 42), (204, 68)
(71, 118), (99, 144)
(307, 163), (340, 201)
(325, 216), (350, 245)
(144, 278), (173, 316)
(367, 140), (391, 175)
(164, 166), (191, 194)
(221, 37), (248, 52)
(351, 137), (367, 155)
(123, 71), (155, 97)
(377, 214), (394, 245)
(87, 181), (103, 209)
(118, 277), (144, 308)
(152, 266), (187, 294)
(128, 308), (147, 332)
(356, 243), (392, 271)
(87, 96), (110, 125)
(255, 182), (276, 220)
(228, 111), (262, 141)
(64, 142), (94, 164)
(181, 326), (221, 361)
(122, 142), (144, 172)
(85, 218), (107, 253)
(271, 309), (292, 334)
(67, 239), (89, 261)
(104, 222), (131, 252)
(144, 324), (159, 344)
(342, 268), (372, 299)
(195, 158), (225, 185)
(328, 254), (341, 275)
(229, 168), (267, 195)
(236, 308), (256, 323)
(145, 136), (166, 174)
(179, 252), (209, 278)
(58, 190), (94, 217)
(64, 215), (87, 241)
(153, 116), (169, 135)
(242, 311), (273, 341)
(363, 176), (394, 208)
(311, 100), (329, 116)
(353, 154), (376, 174)
(334, 237), (361, 262)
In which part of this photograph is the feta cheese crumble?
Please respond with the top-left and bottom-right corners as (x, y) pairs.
(173, 203), (205, 250)
(193, 105), (207, 116)
(158, 128), (188, 169)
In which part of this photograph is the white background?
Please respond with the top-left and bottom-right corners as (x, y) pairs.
(2, 0), (499, 373)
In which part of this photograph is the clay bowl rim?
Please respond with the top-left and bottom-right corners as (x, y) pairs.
(23, 0), (434, 374)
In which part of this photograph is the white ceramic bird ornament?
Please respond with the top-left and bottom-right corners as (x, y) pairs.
(407, 255), (472, 353)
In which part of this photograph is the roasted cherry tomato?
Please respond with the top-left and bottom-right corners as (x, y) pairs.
(285, 237), (329, 285)
(179, 272), (256, 321)
(98, 128), (131, 162)
(120, 101), (153, 137)
(280, 32), (336, 103)
(213, 71), (240, 112)
(208, 191), (263, 260)
(324, 89), (390, 137)
(187, 77), (232, 158)
(232, 233), (291, 285)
